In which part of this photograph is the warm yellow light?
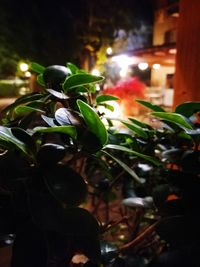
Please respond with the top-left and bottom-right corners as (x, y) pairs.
(169, 48), (177, 55)
(91, 68), (100, 76)
(152, 63), (161, 70)
(19, 62), (29, 72)
(106, 47), (113, 55)
(138, 62), (148, 70)
(25, 71), (31, 77)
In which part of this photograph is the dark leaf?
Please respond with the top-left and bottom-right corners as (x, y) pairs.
(175, 102), (200, 117)
(36, 143), (66, 166)
(11, 127), (37, 154)
(46, 89), (69, 99)
(41, 115), (57, 127)
(44, 164), (87, 206)
(100, 240), (118, 265)
(55, 108), (83, 127)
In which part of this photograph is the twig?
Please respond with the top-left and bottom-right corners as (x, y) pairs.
(119, 220), (160, 252)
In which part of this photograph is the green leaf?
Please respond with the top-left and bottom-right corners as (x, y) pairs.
(151, 112), (193, 130)
(102, 150), (145, 184)
(96, 95), (119, 104)
(121, 121), (148, 139)
(128, 117), (152, 129)
(1, 93), (44, 114)
(104, 144), (161, 166)
(63, 73), (104, 91)
(66, 62), (79, 74)
(30, 62), (45, 74)
(11, 127), (37, 153)
(77, 99), (108, 146)
(0, 126), (28, 155)
(103, 103), (115, 112)
(37, 74), (45, 86)
(175, 102), (200, 117)
(136, 99), (165, 112)
(34, 126), (77, 139)
(86, 83), (97, 93)
(14, 106), (45, 115)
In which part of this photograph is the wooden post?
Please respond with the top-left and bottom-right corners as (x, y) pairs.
(174, 0), (200, 107)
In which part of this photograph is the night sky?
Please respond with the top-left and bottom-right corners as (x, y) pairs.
(0, 0), (154, 66)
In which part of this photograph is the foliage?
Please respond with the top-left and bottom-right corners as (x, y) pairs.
(0, 62), (157, 266)
(0, 60), (200, 266)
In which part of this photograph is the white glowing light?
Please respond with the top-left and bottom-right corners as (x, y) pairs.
(19, 62), (29, 72)
(119, 67), (128, 78)
(97, 101), (122, 126)
(111, 54), (135, 68)
(91, 68), (100, 76)
(25, 71), (31, 77)
(152, 63), (161, 70)
(138, 62), (149, 70)
(106, 47), (113, 55)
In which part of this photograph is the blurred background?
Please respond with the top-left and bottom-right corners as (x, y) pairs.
(0, 0), (199, 117)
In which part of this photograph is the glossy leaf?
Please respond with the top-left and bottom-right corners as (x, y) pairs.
(37, 143), (66, 166)
(11, 127), (37, 153)
(30, 62), (45, 74)
(104, 144), (161, 166)
(63, 73), (104, 91)
(46, 89), (69, 99)
(102, 150), (145, 184)
(96, 95), (119, 104)
(136, 99), (165, 112)
(77, 100), (108, 146)
(41, 115), (57, 127)
(14, 106), (45, 115)
(128, 117), (152, 129)
(37, 74), (45, 86)
(0, 126), (28, 155)
(175, 102), (200, 117)
(151, 112), (193, 130)
(66, 62), (79, 74)
(1, 93), (44, 114)
(55, 108), (83, 127)
(121, 121), (148, 139)
(34, 126), (77, 139)
(103, 103), (115, 112)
